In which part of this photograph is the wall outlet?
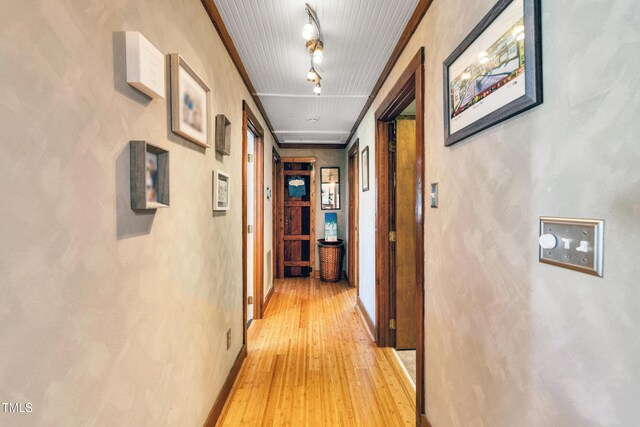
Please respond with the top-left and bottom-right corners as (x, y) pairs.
(226, 328), (231, 350)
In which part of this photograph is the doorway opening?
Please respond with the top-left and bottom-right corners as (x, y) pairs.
(392, 107), (418, 388)
(374, 48), (426, 425)
(242, 101), (265, 344)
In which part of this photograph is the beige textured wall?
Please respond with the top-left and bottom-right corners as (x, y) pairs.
(348, 0), (640, 424)
(0, 0), (273, 426)
(277, 148), (347, 271)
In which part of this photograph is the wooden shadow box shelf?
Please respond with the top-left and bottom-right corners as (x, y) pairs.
(130, 140), (170, 210)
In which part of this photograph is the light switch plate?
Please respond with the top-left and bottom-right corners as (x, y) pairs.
(430, 183), (438, 208)
(539, 217), (604, 277)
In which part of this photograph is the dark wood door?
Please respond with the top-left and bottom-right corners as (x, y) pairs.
(279, 159), (315, 278)
(284, 203), (304, 277)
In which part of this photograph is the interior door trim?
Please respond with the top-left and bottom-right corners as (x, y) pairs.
(348, 140), (359, 291)
(374, 47), (426, 425)
(242, 101), (265, 342)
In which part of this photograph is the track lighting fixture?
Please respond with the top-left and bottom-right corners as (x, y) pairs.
(302, 3), (325, 95)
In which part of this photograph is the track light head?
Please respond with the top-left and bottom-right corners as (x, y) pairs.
(302, 22), (314, 40)
(307, 67), (320, 83)
(312, 42), (323, 64)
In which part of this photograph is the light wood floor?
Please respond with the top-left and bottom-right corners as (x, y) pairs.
(217, 278), (416, 427)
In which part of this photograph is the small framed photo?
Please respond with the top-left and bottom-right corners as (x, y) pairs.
(215, 114), (231, 156)
(320, 167), (340, 210)
(169, 53), (211, 148)
(130, 140), (170, 210)
(443, 0), (542, 146)
(361, 146), (370, 192)
(213, 170), (230, 211)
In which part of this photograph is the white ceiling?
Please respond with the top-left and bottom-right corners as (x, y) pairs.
(213, 0), (419, 146)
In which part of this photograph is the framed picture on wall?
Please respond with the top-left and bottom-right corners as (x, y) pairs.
(129, 140), (170, 210)
(320, 167), (341, 210)
(213, 170), (230, 211)
(169, 53), (211, 148)
(443, 0), (542, 146)
(361, 146), (370, 192)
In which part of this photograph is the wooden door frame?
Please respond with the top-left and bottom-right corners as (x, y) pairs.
(347, 141), (360, 292)
(272, 147), (282, 281)
(374, 48), (426, 424)
(242, 101), (265, 343)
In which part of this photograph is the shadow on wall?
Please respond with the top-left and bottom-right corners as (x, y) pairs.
(115, 144), (155, 239)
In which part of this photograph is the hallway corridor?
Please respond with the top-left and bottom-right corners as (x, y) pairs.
(217, 279), (415, 427)
(2, 0), (639, 425)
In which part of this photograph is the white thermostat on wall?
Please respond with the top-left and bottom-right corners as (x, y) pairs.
(125, 31), (165, 99)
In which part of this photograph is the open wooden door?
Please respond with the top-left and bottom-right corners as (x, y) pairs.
(394, 117), (417, 350)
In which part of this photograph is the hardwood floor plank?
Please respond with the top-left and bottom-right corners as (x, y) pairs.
(217, 278), (415, 427)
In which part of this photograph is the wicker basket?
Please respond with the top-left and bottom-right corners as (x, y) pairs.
(318, 239), (344, 282)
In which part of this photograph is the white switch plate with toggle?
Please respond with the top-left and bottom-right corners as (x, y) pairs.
(539, 217), (604, 277)
(430, 183), (438, 208)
